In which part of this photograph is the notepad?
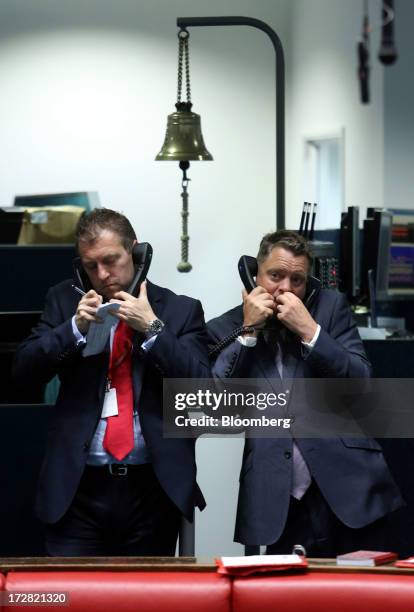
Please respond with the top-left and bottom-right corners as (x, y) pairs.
(83, 302), (121, 357)
(215, 554), (308, 575)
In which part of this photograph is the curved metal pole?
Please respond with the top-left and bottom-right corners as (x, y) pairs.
(177, 16), (285, 229)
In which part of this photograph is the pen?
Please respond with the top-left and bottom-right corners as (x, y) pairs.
(72, 284), (86, 297)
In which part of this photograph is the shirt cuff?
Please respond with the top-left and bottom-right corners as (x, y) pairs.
(71, 316), (87, 346)
(141, 334), (158, 352)
(301, 324), (321, 349)
(237, 336), (258, 347)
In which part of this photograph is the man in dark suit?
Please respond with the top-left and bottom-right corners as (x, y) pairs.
(208, 230), (403, 556)
(14, 208), (209, 556)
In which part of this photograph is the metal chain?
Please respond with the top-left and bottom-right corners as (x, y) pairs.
(184, 36), (191, 102)
(177, 30), (191, 104)
(177, 34), (183, 103)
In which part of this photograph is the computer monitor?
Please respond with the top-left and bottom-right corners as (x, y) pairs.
(339, 206), (360, 301)
(362, 209), (392, 302)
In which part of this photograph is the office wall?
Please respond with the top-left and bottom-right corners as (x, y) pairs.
(384, 0), (414, 209)
(286, 0), (385, 228)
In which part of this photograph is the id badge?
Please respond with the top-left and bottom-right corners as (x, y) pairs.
(101, 387), (118, 418)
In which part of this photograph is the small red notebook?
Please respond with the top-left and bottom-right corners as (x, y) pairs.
(215, 554), (308, 576)
(336, 550), (398, 567)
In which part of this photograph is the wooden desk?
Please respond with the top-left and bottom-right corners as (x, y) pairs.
(0, 557), (413, 575)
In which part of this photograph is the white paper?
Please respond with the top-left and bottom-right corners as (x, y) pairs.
(101, 387), (118, 418)
(220, 554), (303, 568)
(83, 302), (121, 357)
(30, 211), (48, 224)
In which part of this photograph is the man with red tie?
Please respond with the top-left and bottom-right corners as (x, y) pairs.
(14, 208), (209, 556)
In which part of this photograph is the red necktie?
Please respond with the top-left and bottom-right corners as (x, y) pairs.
(103, 321), (135, 461)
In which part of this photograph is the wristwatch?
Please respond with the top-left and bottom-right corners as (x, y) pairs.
(146, 318), (165, 338)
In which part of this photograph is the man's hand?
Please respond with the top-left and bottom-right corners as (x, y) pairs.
(242, 286), (275, 333)
(110, 280), (156, 333)
(75, 290), (103, 334)
(275, 292), (318, 342)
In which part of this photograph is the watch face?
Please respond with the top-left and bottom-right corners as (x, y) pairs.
(148, 319), (164, 334)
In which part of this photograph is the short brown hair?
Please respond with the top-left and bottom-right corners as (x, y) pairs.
(75, 208), (136, 252)
(257, 230), (313, 267)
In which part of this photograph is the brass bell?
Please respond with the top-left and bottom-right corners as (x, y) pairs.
(155, 28), (213, 273)
(156, 103), (213, 162)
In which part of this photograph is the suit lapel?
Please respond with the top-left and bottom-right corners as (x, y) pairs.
(278, 333), (302, 410)
(145, 280), (165, 319)
(131, 280), (163, 402)
(254, 334), (283, 395)
(281, 332), (301, 380)
(97, 351), (110, 405)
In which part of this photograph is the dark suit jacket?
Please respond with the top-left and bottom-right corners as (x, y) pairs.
(208, 288), (404, 546)
(13, 279), (210, 525)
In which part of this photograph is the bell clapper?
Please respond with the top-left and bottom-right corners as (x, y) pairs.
(177, 161), (192, 272)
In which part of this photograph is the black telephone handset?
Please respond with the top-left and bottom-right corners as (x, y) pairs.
(238, 255), (258, 294)
(237, 254), (321, 309)
(73, 242), (153, 298)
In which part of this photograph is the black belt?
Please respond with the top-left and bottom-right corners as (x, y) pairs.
(85, 463), (152, 477)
